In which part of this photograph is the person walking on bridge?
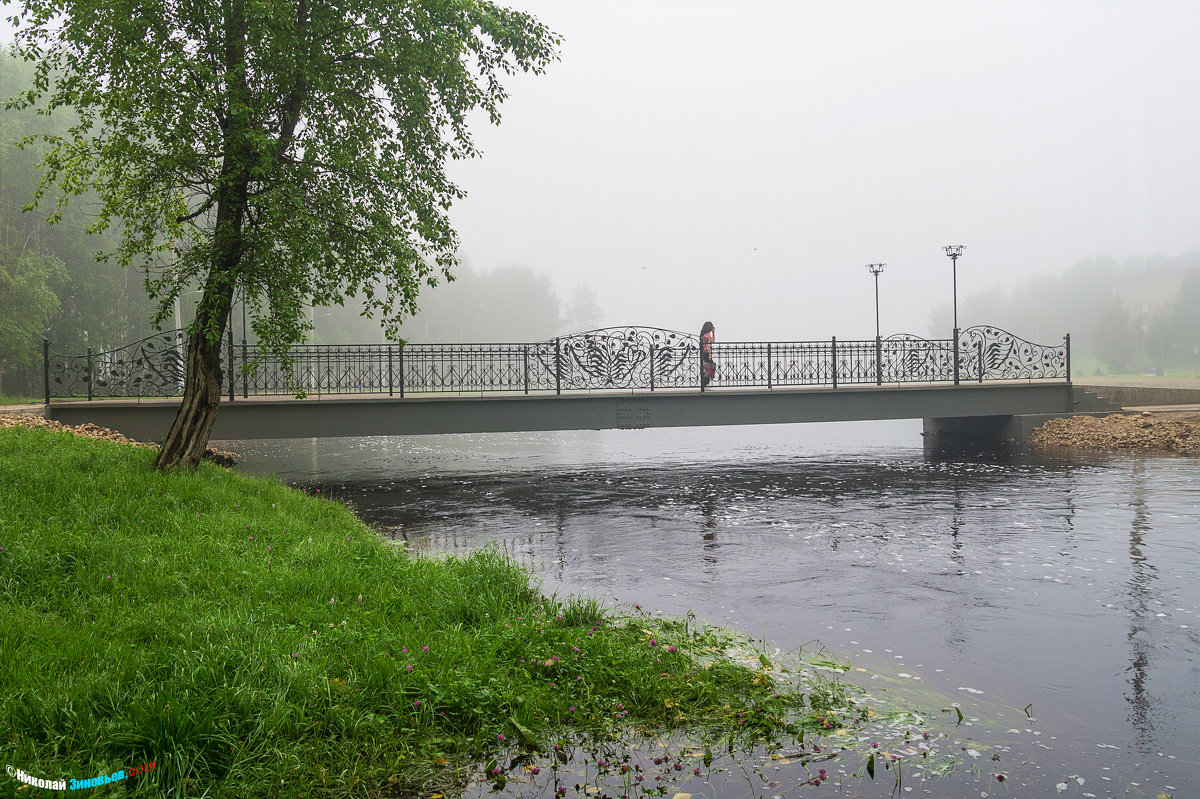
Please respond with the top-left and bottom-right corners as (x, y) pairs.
(700, 321), (716, 389)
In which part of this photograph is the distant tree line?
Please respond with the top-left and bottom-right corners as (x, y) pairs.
(307, 267), (603, 345)
(943, 252), (1200, 376)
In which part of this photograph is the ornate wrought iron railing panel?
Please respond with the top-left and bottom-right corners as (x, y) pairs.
(547, 328), (699, 391)
(960, 326), (1067, 380)
(43, 325), (1068, 400)
(46, 330), (187, 399)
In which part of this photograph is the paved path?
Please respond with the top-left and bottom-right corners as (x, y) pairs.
(0, 404), (45, 415)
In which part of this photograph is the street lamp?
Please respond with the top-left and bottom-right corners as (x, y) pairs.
(240, 282), (249, 345)
(865, 263), (886, 339)
(942, 245), (965, 332)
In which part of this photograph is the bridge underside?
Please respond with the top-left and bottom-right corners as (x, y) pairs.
(46, 383), (1080, 443)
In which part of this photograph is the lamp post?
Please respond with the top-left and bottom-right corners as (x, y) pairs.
(943, 245), (965, 385)
(866, 263), (887, 386)
(865, 263), (886, 339)
(942, 245), (965, 332)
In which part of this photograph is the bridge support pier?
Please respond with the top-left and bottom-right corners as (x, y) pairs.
(922, 415), (1022, 457)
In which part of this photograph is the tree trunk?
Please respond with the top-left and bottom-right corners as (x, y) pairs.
(154, 0), (255, 469)
(153, 305), (230, 468)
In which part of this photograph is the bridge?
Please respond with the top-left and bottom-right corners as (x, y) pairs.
(41, 326), (1114, 446)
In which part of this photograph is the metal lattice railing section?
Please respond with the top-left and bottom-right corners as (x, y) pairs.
(42, 325), (1070, 400)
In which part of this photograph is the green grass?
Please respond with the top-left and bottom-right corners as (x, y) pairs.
(0, 394), (40, 406)
(0, 427), (849, 797)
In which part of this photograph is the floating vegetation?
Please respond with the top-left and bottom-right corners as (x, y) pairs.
(447, 634), (1048, 799)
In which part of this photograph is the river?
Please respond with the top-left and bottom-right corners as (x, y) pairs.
(231, 420), (1199, 798)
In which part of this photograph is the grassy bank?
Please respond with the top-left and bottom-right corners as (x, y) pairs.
(0, 394), (40, 406)
(0, 426), (854, 797)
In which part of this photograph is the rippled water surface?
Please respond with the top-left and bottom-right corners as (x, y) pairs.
(232, 421), (1200, 797)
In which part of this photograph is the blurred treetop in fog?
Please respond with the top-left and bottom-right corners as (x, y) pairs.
(308, 265), (604, 345)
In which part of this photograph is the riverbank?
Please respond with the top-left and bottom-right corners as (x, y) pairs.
(1030, 409), (1200, 454)
(0, 410), (239, 465)
(0, 425), (851, 797)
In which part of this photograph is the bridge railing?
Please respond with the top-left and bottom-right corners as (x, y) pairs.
(42, 325), (1070, 401)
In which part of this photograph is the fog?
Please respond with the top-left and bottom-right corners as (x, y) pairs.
(444, 0), (1200, 341)
(4, 1), (1199, 351)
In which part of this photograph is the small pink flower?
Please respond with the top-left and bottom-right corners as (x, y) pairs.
(405, 664), (413, 672)
(667, 645), (676, 653)
(531, 766), (540, 776)
(292, 652), (300, 658)
(413, 700), (421, 708)
(422, 645), (428, 652)
(497, 733), (504, 742)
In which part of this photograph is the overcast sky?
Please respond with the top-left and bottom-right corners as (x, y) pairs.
(446, 0), (1200, 340)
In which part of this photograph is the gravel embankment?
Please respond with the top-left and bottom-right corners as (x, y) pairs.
(0, 412), (237, 465)
(1030, 412), (1200, 455)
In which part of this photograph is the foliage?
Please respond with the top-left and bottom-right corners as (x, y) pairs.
(0, 224), (63, 383)
(0, 52), (158, 395)
(7, 0), (560, 350)
(1092, 295), (1135, 374)
(0, 425), (840, 797)
(563, 282), (605, 333)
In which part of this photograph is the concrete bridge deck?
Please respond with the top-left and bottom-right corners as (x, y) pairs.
(44, 381), (1102, 443)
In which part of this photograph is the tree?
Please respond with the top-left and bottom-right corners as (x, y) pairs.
(8, 0), (558, 466)
(1, 52), (157, 396)
(0, 229), (64, 390)
(563, 283), (604, 333)
(1092, 295), (1135, 374)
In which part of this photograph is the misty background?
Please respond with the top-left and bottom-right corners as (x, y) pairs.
(4, 1), (1200, 395)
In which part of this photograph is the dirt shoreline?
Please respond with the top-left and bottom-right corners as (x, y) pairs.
(0, 412), (238, 465)
(1030, 410), (1200, 455)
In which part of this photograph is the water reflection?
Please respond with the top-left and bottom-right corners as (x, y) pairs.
(1125, 459), (1158, 757)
